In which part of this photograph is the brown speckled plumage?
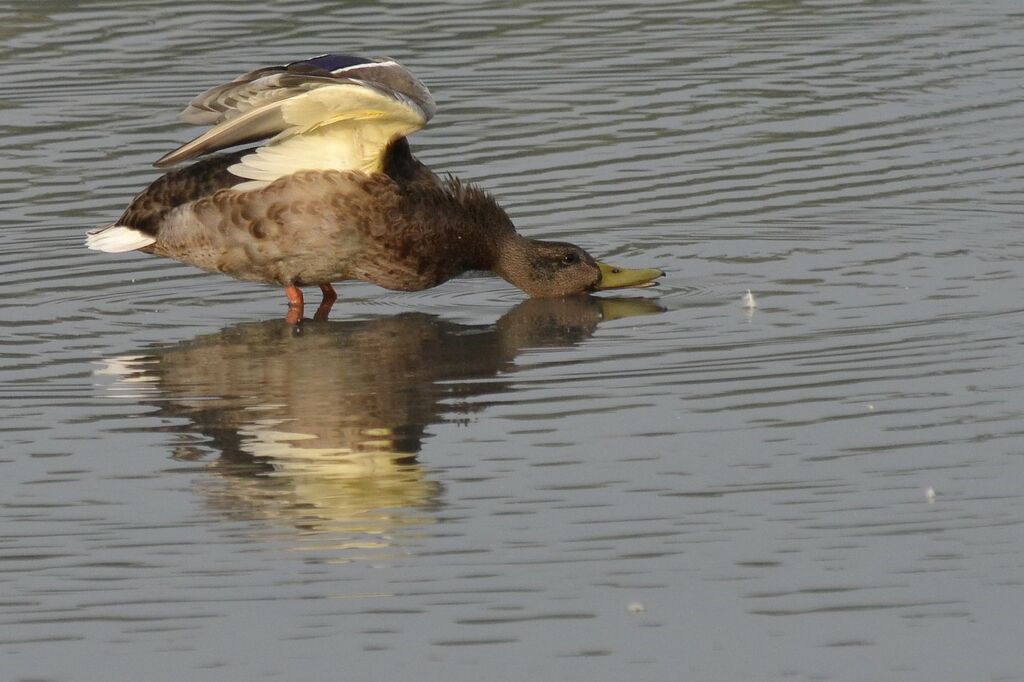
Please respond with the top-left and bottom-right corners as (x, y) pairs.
(118, 150), (247, 239)
(128, 141), (514, 291)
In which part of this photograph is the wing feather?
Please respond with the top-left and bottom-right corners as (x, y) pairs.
(225, 84), (426, 190)
(154, 97), (291, 168)
(154, 57), (435, 186)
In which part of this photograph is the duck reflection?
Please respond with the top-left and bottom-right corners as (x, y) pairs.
(103, 297), (662, 547)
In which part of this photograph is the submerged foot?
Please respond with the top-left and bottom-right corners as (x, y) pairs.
(314, 283), (337, 322)
(284, 285), (304, 324)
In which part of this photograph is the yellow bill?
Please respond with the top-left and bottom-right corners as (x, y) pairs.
(594, 262), (665, 291)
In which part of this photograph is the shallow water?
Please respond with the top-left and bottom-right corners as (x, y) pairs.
(3, 1), (1024, 680)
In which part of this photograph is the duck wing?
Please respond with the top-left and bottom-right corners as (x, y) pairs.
(154, 55), (436, 190)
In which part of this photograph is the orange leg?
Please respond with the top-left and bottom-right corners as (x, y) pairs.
(284, 285), (304, 324)
(314, 283), (337, 322)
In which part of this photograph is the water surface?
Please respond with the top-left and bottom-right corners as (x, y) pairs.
(2, 1), (1024, 680)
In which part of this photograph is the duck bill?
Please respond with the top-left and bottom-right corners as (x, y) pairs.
(593, 262), (665, 291)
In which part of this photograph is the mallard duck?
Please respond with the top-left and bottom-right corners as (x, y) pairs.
(87, 54), (664, 322)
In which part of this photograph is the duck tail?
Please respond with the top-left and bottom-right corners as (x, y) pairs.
(85, 224), (156, 253)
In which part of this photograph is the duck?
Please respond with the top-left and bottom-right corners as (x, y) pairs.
(87, 54), (664, 322)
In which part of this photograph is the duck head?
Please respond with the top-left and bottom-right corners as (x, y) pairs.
(494, 237), (664, 298)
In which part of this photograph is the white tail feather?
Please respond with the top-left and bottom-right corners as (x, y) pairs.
(85, 225), (156, 253)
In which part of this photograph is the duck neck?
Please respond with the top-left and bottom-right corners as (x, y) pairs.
(491, 233), (540, 291)
(444, 180), (522, 273)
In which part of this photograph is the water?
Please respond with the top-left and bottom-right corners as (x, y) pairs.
(2, 1), (1024, 680)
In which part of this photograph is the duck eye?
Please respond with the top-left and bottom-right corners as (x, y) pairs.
(561, 253), (579, 266)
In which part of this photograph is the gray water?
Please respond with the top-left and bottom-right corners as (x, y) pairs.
(2, 1), (1024, 680)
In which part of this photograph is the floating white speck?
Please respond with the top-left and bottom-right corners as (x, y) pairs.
(742, 289), (757, 309)
(925, 487), (936, 503)
(627, 602), (645, 614)
(867, 404), (875, 412)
